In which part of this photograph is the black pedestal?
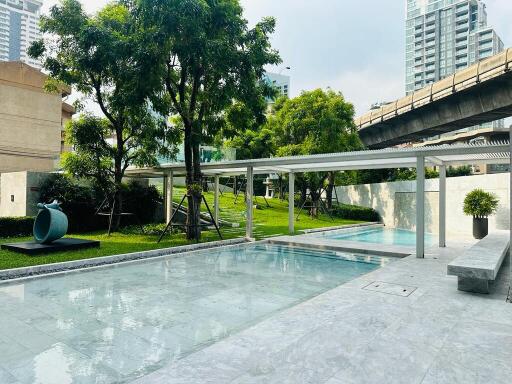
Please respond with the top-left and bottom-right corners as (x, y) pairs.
(1, 238), (100, 255)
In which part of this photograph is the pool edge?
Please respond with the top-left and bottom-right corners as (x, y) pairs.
(0, 237), (249, 283)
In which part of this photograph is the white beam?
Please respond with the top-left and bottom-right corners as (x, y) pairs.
(288, 172), (295, 234)
(416, 156), (425, 258)
(214, 175), (220, 225)
(246, 167), (254, 239)
(439, 165), (446, 248)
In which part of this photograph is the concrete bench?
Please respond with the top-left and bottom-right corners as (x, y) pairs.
(447, 231), (509, 294)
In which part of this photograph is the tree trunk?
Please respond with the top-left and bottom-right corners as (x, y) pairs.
(186, 185), (202, 241)
(184, 121), (203, 241)
(310, 189), (320, 218)
(111, 188), (123, 231)
(111, 148), (124, 232)
(300, 184), (307, 206)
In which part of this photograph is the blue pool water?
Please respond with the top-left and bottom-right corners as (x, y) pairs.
(0, 243), (391, 383)
(319, 227), (436, 247)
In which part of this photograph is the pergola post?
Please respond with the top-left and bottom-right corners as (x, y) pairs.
(214, 175), (220, 226)
(165, 171), (173, 224)
(509, 127), (511, 291)
(439, 164), (446, 248)
(246, 167), (254, 239)
(416, 156), (425, 258)
(288, 172), (295, 234)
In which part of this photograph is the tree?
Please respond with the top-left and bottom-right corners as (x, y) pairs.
(29, 0), (179, 230)
(268, 89), (362, 216)
(137, 0), (281, 240)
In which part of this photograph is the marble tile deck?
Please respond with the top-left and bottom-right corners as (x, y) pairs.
(136, 240), (512, 384)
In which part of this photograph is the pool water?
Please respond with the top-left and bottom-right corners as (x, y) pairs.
(318, 227), (436, 247)
(0, 243), (390, 383)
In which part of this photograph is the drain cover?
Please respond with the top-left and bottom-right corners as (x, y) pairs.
(363, 281), (417, 297)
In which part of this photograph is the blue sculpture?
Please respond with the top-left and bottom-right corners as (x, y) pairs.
(33, 200), (69, 244)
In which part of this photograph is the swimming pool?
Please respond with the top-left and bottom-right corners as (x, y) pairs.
(0, 243), (391, 383)
(315, 226), (436, 247)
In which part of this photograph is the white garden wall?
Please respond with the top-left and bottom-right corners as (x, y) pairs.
(335, 173), (510, 237)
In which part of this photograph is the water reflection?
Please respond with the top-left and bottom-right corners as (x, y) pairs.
(0, 244), (389, 383)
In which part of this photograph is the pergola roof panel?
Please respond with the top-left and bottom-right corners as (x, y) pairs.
(126, 141), (510, 178)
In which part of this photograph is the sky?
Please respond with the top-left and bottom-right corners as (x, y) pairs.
(42, 0), (512, 116)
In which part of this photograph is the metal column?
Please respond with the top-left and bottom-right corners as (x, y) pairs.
(509, 127), (512, 301)
(416, 156), (425, 258)
(288, 172), (295, 234)
(246, 167), (254, 239)
(439, 165), (446, 248)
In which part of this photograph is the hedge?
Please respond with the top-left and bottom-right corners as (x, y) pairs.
(332, 204), (380, 222)
(0, 217), (34, 238)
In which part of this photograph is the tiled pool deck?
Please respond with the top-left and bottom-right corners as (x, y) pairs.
(136, 239), (512, 384)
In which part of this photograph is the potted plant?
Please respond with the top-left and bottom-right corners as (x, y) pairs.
(463, 189), (499, 239)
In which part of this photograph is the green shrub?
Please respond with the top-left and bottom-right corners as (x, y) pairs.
(122, 180), (161, 224)
(463, 189), (499, 218)
(39, 174), (102, 232)
(0, 217), (34, 238)
(332, 204), (380, 222)
(39, 175), (162, 232)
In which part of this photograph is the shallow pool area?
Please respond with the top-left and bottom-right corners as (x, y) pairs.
(0, 243), (391, 383)
(315, 226), (436, 247)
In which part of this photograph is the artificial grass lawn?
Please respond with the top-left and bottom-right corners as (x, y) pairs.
(0, 188), (364, 270)
(174, 186), (364, 237)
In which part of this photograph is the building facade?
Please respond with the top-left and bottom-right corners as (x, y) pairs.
(0, 61), (74, 174)
(0, 0), (42, 68)
(264, 72), (291, 105)
(405, 0), (506, 159)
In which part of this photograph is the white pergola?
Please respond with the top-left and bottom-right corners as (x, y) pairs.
(126, 141), (511, 259)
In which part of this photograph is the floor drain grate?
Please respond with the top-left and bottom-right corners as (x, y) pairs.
(363, 281), (417, 297)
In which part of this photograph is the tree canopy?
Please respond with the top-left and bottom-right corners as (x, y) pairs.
(29, 0), (180, 229)
(135, 0), (281, 239)
(264, 89), (362, 214)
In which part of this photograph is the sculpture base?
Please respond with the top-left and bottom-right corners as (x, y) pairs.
(1, 238), (100, 255)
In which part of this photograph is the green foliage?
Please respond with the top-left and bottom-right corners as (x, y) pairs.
(39, 174), (161, 232)
(0, 217), (34, 238)
(463, 189), (499, 218)
(225, 127), (274, 160)
(39, 174), (100, 232)
(264, 89), (362, 210)
(447, 165), (472, 177)
(138, 0), (280, 166)
(339, 165), (473, 186)
(29, 0), (180, 223)
(122, 181), (161, 224)
(332, 204), (380, 222)
(136, 0), (280, 238)
(270, 89), (361, 156)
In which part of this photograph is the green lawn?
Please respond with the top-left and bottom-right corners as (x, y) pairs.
(187, 187), (363, 238)
(0, 188), (363, 270)
(0, 231), (236, 271)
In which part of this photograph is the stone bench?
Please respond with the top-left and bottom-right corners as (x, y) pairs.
(447, 231), (509, 294)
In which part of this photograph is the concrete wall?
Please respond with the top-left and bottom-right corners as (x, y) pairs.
(335, 173), (510, 237)
(0, 171), (49, 217)
(0, 62), (72, 174)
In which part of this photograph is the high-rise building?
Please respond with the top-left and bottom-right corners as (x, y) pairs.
(405, 0), (507, 160)
(264, 72), (291, 105)
(0, 0), (42, 68)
